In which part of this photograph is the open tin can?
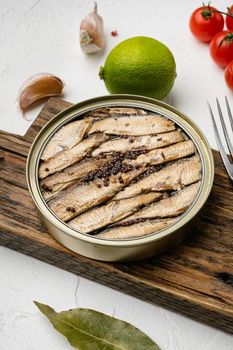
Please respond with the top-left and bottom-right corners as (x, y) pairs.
(26, 95), (214, 262)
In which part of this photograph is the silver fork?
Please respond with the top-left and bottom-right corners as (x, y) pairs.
(208, 97), (233, 180)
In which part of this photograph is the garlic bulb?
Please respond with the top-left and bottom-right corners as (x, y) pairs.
(80, 2), (105, 54)
(18, 73), (64, 112)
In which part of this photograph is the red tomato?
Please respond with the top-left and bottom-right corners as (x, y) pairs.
(226, 6), (233, 30)
(225, 60), (233, 91)
(189, 5), (224, 43)
(210, 31), (233, 68)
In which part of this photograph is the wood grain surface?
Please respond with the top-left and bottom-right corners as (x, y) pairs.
(1, 98), (233, 333)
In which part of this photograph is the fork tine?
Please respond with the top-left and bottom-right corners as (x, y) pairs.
(216, 98), (233, 158)
(207, 102), (233, 180)
(225, 96), (233, 131)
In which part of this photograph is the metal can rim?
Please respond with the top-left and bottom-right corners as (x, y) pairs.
(26, 94), (214, 248)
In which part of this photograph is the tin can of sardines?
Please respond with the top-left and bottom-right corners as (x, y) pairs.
(26, 95), (214, 262)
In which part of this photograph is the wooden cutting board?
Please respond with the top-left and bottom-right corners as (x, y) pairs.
(1, 98), (233, 333)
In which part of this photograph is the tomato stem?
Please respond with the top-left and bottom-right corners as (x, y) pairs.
(201, 2), (212, 19)
(201, 2), (233, 19)
(209, 10), (233, 18)
(218, 33), (233, 48)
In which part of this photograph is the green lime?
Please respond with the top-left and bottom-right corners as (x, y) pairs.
(99, 36), (176, 100)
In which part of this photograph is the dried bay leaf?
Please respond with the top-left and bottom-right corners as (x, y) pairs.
(34, 301), (161, 350)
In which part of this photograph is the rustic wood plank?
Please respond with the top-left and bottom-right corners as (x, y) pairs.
(0, 97), (233, 334)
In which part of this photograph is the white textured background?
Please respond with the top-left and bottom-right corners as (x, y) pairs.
(0, 0), (233, 349)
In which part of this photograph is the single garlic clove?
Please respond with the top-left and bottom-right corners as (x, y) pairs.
(18, 73), (64, 112)
(80, 2), (105, 54)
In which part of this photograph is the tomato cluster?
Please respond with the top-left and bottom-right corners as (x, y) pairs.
(189, 3), (233, 91)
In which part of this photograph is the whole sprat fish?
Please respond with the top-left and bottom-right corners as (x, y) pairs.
(49, 166), (146, 222)
(88, 114), (175, 136)
(92, 130), (185, 156)
(114, 155), (201, 200)
(40, 155), (113, 201)
(96, 218), (176, 239)
(68, 192), (162, 233)
(87, 107), (147, 118)
(39, 133), (108, 179)
(41, 118), (93, 161)
(124, 140), (195, 167)
(117, 181), (201, 225)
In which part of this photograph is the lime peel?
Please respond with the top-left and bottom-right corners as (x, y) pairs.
(99, 36), (176, 100)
